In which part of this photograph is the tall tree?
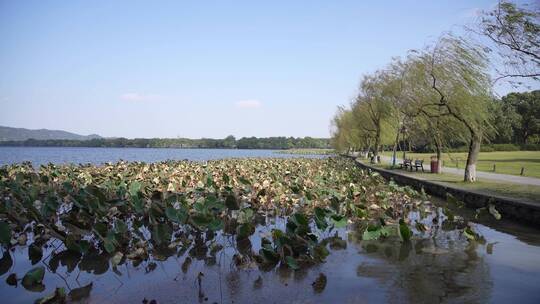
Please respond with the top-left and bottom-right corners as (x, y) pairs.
(354, 72), (398, 162)
(408, 35), (493, 182)
(501, 90), (540, 143)
(473, 1), (540, 84)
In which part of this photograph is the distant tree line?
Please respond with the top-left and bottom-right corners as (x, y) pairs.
(0, 136), (331, 150)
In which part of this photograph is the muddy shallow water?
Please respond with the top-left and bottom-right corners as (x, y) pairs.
(1, 198), (539, 304)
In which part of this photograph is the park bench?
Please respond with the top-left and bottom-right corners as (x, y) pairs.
(399, 159), (424, 172)
(399, 159), (412, 170)
(412, 159), (424, 172)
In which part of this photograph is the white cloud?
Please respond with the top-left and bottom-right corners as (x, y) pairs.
(120, 93), (161, 102)
(235, 99), (262, 109)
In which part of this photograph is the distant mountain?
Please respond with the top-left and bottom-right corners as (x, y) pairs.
(0, 126), (101, 141)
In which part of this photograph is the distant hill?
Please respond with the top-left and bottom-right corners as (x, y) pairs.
(0, 126), (101, 141)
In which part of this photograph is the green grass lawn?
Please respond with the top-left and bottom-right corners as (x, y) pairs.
(368, 161), (540, 203)
(276, 148), (335, 155)
(381, 150), (540, 178)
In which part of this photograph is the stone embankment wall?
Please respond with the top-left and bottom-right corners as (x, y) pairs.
(349, 157), (540, 227)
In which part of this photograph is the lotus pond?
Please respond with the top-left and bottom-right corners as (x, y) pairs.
(1, 157), (539, 303)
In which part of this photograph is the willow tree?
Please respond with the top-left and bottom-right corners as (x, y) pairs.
(473, 1), (539, 84)
(401, 55), (468, 173)
(330, 106), (361, 154)
(408, 35), (493, 182)
(353, 72), (398, 162)
(379, 59), (409, 167)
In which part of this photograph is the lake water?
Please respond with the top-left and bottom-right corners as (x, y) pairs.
(0, 147), (323, 166)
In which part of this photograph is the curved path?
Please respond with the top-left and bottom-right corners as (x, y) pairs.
(379, 155), (540, 186)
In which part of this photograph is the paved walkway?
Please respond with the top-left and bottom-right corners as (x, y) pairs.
(378, 155), (540, 186)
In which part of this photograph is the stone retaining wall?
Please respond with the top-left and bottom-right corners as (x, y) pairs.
(349, 157), (540, 227)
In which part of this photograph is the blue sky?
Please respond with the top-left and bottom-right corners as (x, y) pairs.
(0, 0), (536, 138)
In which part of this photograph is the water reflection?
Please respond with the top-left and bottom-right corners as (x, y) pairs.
(352, 236), (492, 303)
(1, 210), (540, 303)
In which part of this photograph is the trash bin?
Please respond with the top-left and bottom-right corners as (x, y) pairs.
(430, 156), (438, 173)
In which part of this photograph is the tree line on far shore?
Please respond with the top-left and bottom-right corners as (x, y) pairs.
(331, 1), (539, 182)
(0, 136), (331, 150)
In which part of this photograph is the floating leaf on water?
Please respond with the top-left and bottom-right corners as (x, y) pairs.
(312, 243), (330, 261)
(22, 266), (45, 290)
(28, 243), (43, 265)
(0, 251), (13, 275)
(312, 273), (327, 293)
(69, 282), (93, 301)
(35, 287), (66, 304)
(6, 273), (17, 286)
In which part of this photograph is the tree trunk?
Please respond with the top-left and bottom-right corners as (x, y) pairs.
(391, 127), (400, 167)
(434, 138), (442, 174)
(464, 132), (482, 182)
(373, 128), (381, 163)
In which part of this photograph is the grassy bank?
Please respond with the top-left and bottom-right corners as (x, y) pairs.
(276, 148), (335, 155)
(368, 161), (540, 202)
(382, 151), (540, 178)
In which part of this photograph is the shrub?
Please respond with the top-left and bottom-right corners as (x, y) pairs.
(488, 144), (520, 151)
(480, 145), (495, 152)
(520, 144), (540, 151)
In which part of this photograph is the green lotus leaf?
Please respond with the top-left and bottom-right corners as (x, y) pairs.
(285, 256), (300, 270)
(0, 251), (13, 275)
(398, 219), (412, 242)
(69, 282), (93, 301)
(330, 215), (347, 228)
(260, 247), (279, 264)
(225, 194), (239, 210)
(28, 243), (43, 265)
(22, 266), (45, 288)
(238, 208), (254, 224)
(208, 218), (224, 231)
(0, 221), (10, 245)
(236, 223), (254, 240)
(35, 287), (66, 304)
(151, 223), (171, 246)
(129, 181), (142, 197)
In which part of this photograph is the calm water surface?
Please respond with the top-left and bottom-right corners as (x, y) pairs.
(1, 204), (539, 304)
(0, 147), (322, 166)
